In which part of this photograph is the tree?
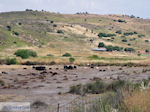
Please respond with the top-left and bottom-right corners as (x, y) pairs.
(53, 24), (57, 27)
(118, 19), (126, 23)
(14, 49), (37, 59)
(98, 33), (116, 38)
(62, 53), (72, 57)
(25, 9), (33, 11)
(13, 31), (19, 36)
(122, 39), (127, 42)
(18, 22), (22, 25)
(57, 30), (63, 33)
(145, 49), (149, 53)
(124, 32), (134, 36)
(50, 20), (54, 23)
(98, 42), (105, 48)
(6, 25), (11, 31)
(124, 48), (135, 52)
(113, 46), (123, 51)
(105, 45), (113, 51)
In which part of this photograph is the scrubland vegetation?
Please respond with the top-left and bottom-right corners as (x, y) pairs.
(69, 78), (150, 112)
(0, 11), (149, 65)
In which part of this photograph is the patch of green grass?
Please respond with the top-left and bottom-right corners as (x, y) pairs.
(6, 58), (18, 65)
(88, 55), (100, 60)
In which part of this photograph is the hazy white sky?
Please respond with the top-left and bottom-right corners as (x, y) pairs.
(0, 0), (149, 18)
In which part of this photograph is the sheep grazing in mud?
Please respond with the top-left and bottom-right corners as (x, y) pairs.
(90, 64), (94, 68)
(64, 65), (77, 70)
(40, 71), (47, 74)
(52, 72), (58, 76)
(33, 66), (46, 71)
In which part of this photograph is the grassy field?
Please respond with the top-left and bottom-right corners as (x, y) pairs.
(0, 11), (150, 64)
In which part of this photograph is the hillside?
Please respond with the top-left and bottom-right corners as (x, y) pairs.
(0, 11), (150, 64)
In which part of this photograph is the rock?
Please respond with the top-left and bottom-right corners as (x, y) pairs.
(96, 67), (99, 69)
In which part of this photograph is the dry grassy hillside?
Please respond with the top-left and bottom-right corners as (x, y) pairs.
(0, 11), (150, 64)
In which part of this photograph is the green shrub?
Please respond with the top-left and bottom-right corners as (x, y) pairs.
(98, 42), (105, 47)
(6, 58), (18, 65)
(69, 80), (147, 96)
(104, 45), (123, 52)
(123, 32), (135, 36)
(122, 39), (127, 42)
(107, 80), (126, 91)
(130, 38), (136, 41)
(18, 22), (22, 25)
(69, 84), (82, 95)
(57, 30), (63, 33)
(118, 19), (126, 23)
(29, 50), (37, 57)
(112, 46), (123, 51)
(53, 24), (57, 27)
(116, 30), (122, 34)
(128, 43), (131, 46)
(130, 15), (135, 18)
(85, 81), (106, 94)
(69, 80), (127, 95)
(98, 33), (116, 38)
(69, 57), (75, 64)
(31, 101), (48, 108)
(138, 34), (145, 38)
(23, 61), (37, 65)
(6, 25), (11, 31)
(25, 9), (33, 11)
(0, 80), (5, 86)
(50, 20), (54, 23)
(14, 49), (37, 59)
(145, 49), (149, 53)
(137, 53), (141, 56)
(145, 40), (149, 43)
(105, 45), (113, 51)
(62, 53), (72, 57)
(124, 48), (135, 52)
(47, 54), (53, 57)
(13, 31), (19, 36)
(88, 55), (100, 60)
(69, 81), (106, 95)
(49, 61), (56, 65)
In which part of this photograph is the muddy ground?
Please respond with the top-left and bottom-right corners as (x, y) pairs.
(0, 65), (150, 111)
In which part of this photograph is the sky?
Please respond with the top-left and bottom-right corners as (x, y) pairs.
(0, 0), (149, 18)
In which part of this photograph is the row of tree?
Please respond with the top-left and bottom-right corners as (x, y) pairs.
(98, 42), (135, 52)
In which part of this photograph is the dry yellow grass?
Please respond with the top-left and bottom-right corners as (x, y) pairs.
(0, 94), (25, 102)
(124, 89), (150, 112)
